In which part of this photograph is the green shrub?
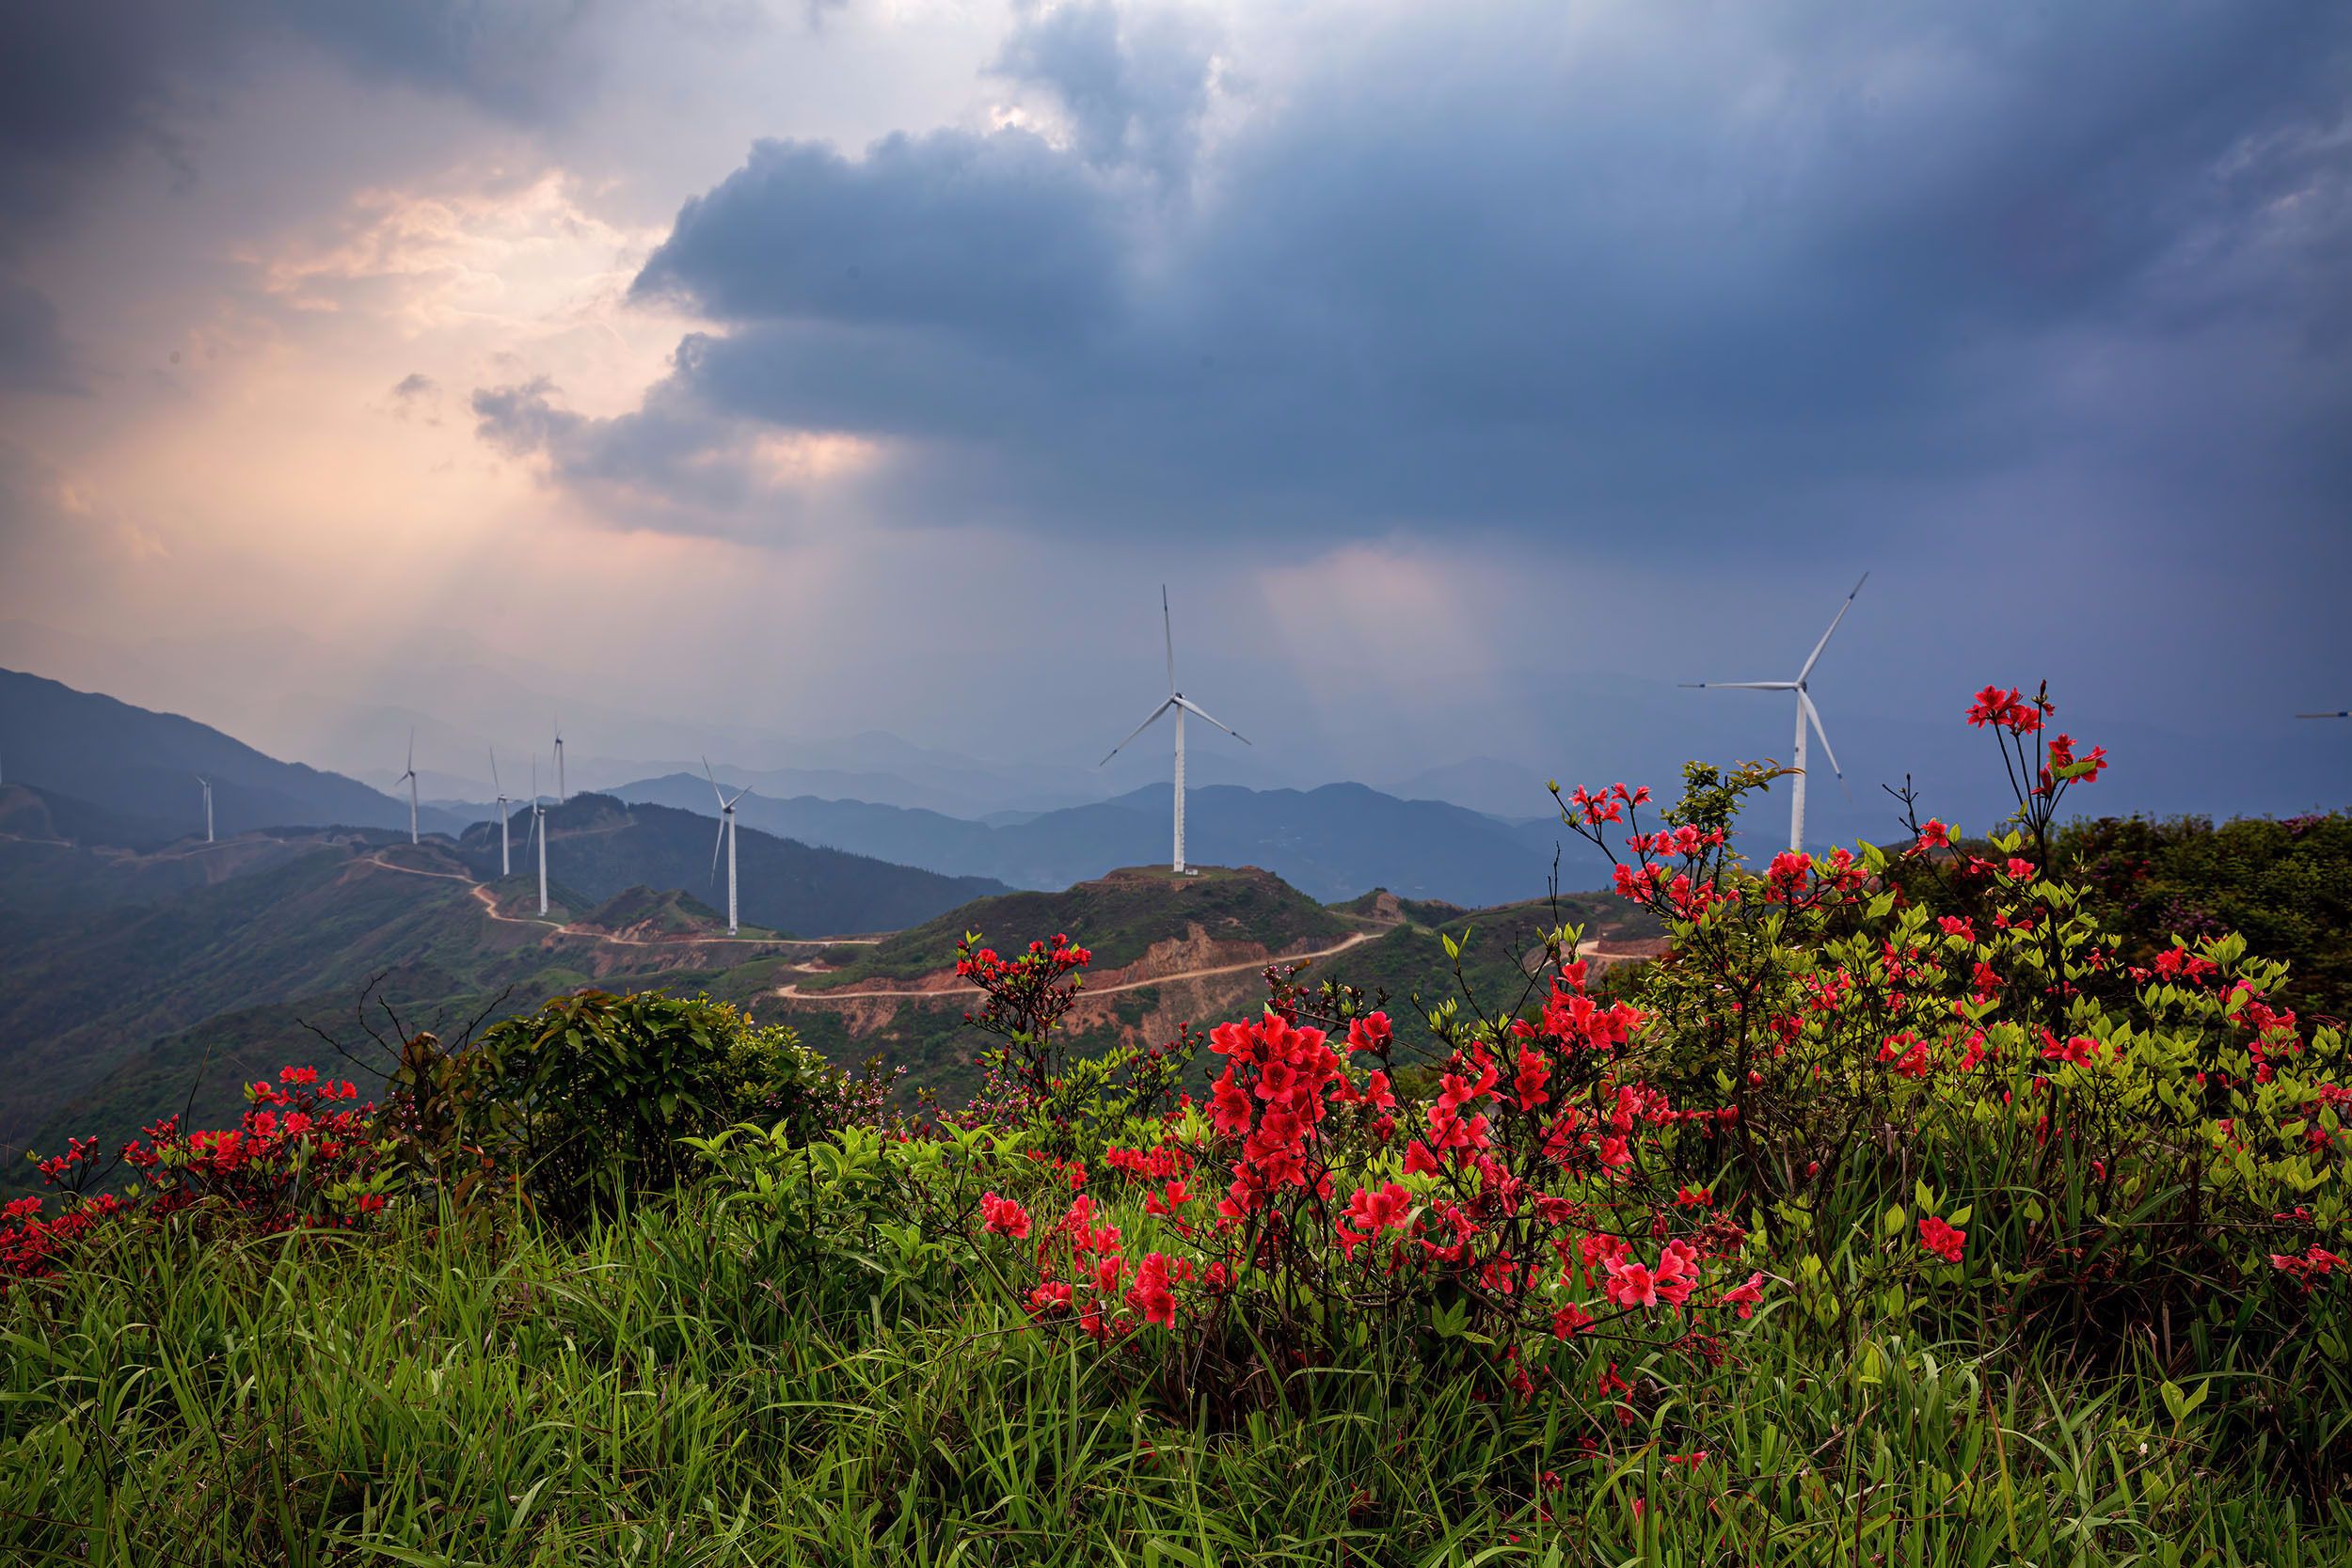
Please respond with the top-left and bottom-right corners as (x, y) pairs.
(430, 991), (819, 1222)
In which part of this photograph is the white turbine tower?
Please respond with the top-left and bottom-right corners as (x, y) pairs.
(705, 758), (749, 936)
(1099, 586), (1251, 875)
(196, 775), (214, 844)
(553, 716), (567, 803)
(531, 758), (548, 916)
(490, 748), (512, 878)
(397, 730), (420, 845)
(1684, 574), (1868, 857)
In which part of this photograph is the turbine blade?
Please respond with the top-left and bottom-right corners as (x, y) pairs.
(1683, 681), (1794, 690)
(489, 748), (501, 795)
(711, 816), (725, 882)
(2297, 711), (2350, 719)
(1100, 699), (1177, 767)
(1798, 689), (1845, 783)
(704, 754), (725, 809)
(724, 785), (752, 808)
(1797, 572), (1869, 683)
(1163, 585), (1175, 693)
(1174, 695), (1249, 744)
(407, 728), (415, 771)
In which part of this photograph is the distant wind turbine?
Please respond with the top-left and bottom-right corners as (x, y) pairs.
(553, 716), (566, 803)
(705, 757), (749, 936)
(531, 757), (548, 916)
(196, 775), (214, 844)
(397, 731), (420, 845)
(1683, 573), (1868, 857)
(490, 748), (511, 878)
(1099, 586), (1251, 875)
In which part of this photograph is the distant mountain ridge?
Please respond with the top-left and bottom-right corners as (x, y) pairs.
(1, 668), (443, 843)
(616, 776), (1605, 906)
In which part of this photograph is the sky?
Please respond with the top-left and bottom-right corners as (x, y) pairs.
(2, 1), (2348, 839)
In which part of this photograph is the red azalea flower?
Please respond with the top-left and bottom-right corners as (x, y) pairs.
(1917, 1216), (1965, 1263)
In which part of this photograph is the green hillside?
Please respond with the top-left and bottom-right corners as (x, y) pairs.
(0, 835), (768, 1191)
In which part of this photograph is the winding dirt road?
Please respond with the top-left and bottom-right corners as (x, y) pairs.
(772, 928), (1380, 1003)
(357, 852), (882, 949)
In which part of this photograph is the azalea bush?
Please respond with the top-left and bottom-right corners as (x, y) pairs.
(3, 1066), (388, 1291)
(927, 915), (1765, 1439)
(1549, 683), (2351, 1469)
(947, 928), (1196, 1165)
(1565, 686), (2346, 1299)
(421, 990), (854, 1223)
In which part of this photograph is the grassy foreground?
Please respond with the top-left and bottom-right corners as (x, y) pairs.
(4, 1195), (2344, 1566)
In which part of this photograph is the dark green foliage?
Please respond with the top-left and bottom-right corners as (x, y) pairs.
(449, 990), (795, 1222)
(2057, 811), (2352, 1022)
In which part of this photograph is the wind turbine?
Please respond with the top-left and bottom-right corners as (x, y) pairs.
(1099, 586), (1251, 875)
(195, 775), (214, 844)
(1683, 574), (1868, 857)
(530, 757), (548, 916)
(490, 748), (511, 878)
(397, 730), (420, 845)
(705, 757), (749, 936)
(553, 716), (567, 803)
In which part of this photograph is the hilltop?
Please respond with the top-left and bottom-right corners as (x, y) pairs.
(726, 867), (1663, 1106)
(794, 863), (1355, 989)
(720, 864), (1356, 1101)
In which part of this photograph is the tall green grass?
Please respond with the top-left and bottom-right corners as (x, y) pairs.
(6, 1196), (2344, 1565)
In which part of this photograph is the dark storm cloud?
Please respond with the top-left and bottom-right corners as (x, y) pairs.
(486, 1), (2352, 545)
(0, 1), (594, 389)
(632, 129), (1124, 340)
(275, 0), (598, 121)
(1, 1), (595, 219)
